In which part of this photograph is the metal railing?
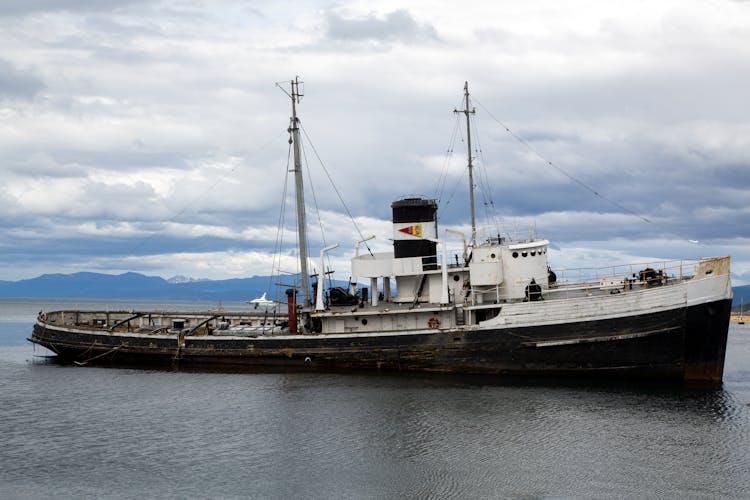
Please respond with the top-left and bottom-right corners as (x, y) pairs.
(549, 258), (698, 286)
(466, 258), (703, 305)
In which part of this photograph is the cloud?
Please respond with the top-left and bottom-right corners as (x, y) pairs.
(325, 9), (438, 42)
(0, 0), (748, 285)
(80, 250), (299, 279)
(0, 60), (44, 99)
(0, 0), (151, 17)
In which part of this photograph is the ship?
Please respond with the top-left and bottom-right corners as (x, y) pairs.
(31, 79), (733, 383)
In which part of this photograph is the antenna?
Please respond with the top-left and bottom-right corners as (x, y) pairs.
(290, 76), (304, 112)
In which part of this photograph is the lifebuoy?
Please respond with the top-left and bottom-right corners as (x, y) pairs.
(428, 317), (440, 329)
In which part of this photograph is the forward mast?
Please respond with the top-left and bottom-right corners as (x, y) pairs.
(287, 77), (311, 308)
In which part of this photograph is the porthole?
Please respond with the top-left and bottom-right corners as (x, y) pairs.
(512, 252), (519, 258)
(490, 253), (496, 259)
(522, 251), (528, 257)
(361, 319), (368, 325)
(531, 251), (536, 256)
(453, 275), (460, 282)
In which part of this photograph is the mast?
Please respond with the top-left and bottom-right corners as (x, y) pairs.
(454, 81), (477, 247)
(288, 77), (311, 307)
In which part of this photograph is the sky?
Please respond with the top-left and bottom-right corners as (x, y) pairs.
(0, 0), (748, 285)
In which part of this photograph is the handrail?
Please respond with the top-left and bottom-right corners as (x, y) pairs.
(549, 258), (700, 284)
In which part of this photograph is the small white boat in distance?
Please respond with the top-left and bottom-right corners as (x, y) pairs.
(248, 292), (275, 309)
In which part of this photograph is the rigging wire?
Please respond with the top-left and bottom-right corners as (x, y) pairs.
(473, 98), (651, 224)
(299, 122), (374, 257)
(267, 140), (293, 301)
(437, 102), (503, 239)
(299, 132), (335, 282)
(437, 120), (471, 222)
(431, 90), (467, 220)
(433, 114), (461, 202)
(470, 111), (503, 235)
(123, 132), (284, 258)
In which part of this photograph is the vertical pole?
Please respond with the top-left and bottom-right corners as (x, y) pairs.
(316, 244), (338, 311)
(455, 82), (477, 247)
(439, 239), (449, 305)
(286, 288), (297, 334)
(289, 77), (311, 307)
(465, 82), (476, 247)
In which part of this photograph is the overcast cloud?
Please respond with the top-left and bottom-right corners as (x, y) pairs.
(0, 0), (748, 285)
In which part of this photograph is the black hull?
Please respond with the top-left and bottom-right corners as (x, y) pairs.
(31, 299), (732, 383)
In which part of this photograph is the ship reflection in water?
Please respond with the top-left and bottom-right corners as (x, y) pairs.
(1, 323), (749, 498)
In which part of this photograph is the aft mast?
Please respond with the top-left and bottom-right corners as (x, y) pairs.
(454, 82), (477, 247)
(287, 77), (311, 307)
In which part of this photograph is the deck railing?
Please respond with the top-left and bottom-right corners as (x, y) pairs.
(467, 258), (704, 305)
(549, 258), (698, 286)
(39, 308), (284, 334)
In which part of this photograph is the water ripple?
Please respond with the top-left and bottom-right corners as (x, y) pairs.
(1, 326), (749, 499)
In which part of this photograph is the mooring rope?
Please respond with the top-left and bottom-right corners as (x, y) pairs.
(73, 344), (125, 366)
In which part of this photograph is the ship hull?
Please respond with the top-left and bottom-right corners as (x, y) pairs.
(31, 297), (732, 383)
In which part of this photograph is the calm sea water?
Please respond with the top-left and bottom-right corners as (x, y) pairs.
(1, 298), (749, 499)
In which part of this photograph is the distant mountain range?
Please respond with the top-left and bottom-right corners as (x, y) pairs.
(0, 272), (278, 301)
(0, 272), (747, 305)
